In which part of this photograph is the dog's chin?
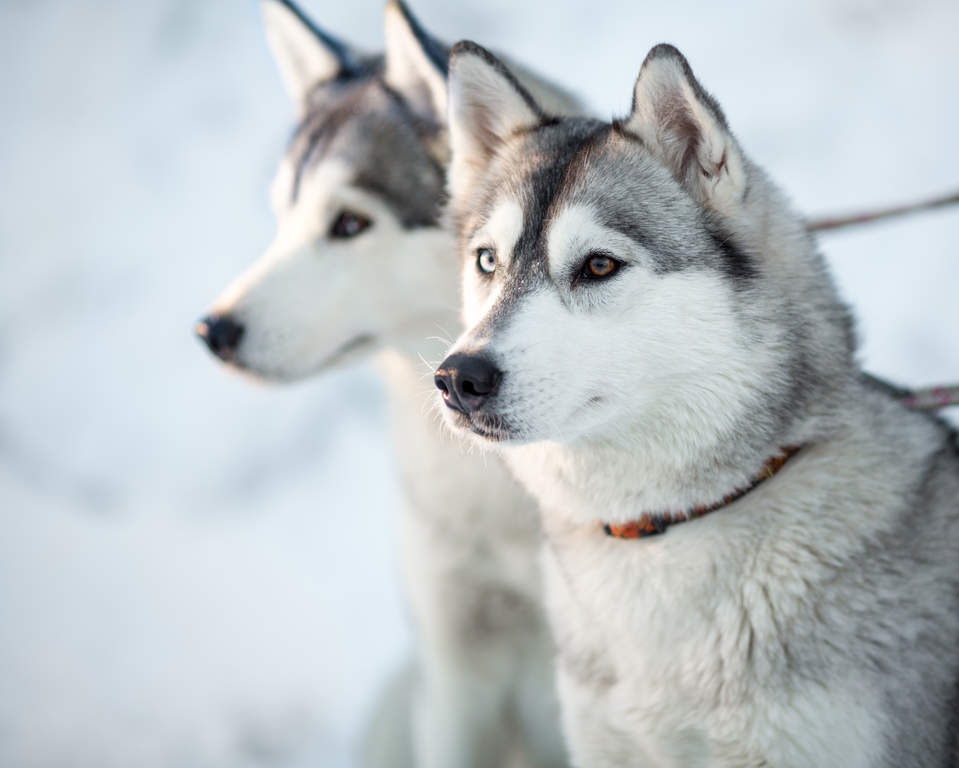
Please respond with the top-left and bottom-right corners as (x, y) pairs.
(441, 407), (520, 445)
(444, 398), (606, 447)
(312, 333), (378, 372)
(212, 357), (308, 386)
(229, 333), (378, 383)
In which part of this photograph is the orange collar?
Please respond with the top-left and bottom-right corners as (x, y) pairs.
(602, 445), (801, 539)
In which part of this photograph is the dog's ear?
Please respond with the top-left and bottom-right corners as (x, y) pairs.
(383, 0), (449, 121)
(261, 0), (364, 109)
(625, 44), (746, 218)
(447, 41), (543, 202)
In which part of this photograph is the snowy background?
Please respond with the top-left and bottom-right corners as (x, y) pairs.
(1, 0), (957, 766)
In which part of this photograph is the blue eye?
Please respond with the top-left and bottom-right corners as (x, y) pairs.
(476, 247), (496, 275)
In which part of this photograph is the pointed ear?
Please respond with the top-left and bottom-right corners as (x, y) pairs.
(625, 44), (746, 218)
(447, 41), (544, 202)
(383, 0), (449, 120)
(261, 0), (363, 109)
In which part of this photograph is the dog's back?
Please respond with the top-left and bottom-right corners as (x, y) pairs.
(855, 392), (959, 765)
(793, 383), (959, 765)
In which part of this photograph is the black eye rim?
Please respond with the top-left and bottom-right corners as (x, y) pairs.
(329, 209), (372, 239)
(476, 246), (496, 275)
(574, 250), (623, 284)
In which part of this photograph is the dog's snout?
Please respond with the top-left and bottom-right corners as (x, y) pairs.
(196, 315), (245, 360)
(434, 353), (502, 413)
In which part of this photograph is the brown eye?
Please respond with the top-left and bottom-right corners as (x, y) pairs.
(580, 252), (619, 280)
(330, 210), (371, 239)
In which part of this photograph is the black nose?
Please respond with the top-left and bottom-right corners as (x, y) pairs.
(196, 315), (244, 360)
(434, 353), (502, 413)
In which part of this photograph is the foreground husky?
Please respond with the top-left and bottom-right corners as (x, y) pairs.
(197, 2), (579, 766)
(436, 41), (959, 767)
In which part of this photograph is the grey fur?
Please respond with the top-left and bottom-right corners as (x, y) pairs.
(442, 41), (959, 767)
(289, 67), (447, 228)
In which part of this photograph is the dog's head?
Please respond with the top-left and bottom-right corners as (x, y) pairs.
(436, 43), (854, 454)
(197, 0), (456, 381)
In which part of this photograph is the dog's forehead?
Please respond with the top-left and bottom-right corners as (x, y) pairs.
(552, 139), (703, 259)
(472, 120), (737, 280)
(463, 119), (609, 263)
(284, 74), (445, 228)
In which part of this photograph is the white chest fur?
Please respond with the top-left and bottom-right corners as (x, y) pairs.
(506, 437), (894, 768)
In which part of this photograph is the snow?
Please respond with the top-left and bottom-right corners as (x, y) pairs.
(1, 0), (957, 766)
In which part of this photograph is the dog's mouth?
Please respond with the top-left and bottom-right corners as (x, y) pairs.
(222, 333), (377, 382)
(446, 408), (516, 443)
(315, 333), (377, 370)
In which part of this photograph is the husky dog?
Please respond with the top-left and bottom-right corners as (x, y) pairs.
(436, 40), (959, 767)
(197, 2), (581, 766)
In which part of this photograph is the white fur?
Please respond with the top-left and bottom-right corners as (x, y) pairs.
(518, 430), (906, 768)
(202, 8), (583, 767)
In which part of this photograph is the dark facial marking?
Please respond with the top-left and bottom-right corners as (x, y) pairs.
(510, 121), (612, 277)
(707, 227), (756, 282)
(287, 67), (446, 229)
(351, 79), (446, 228)
(289, 73), (383, 202)
(471, 119), (612, 335)
(576, 130), (756, 283)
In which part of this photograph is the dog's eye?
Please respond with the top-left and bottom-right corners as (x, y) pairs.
(330, 210), (372, 239)
(476, 247), (496, 275)
(579, 252), (620, 280)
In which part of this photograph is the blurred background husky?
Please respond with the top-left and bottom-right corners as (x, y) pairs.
(197, 2), (580, 766)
